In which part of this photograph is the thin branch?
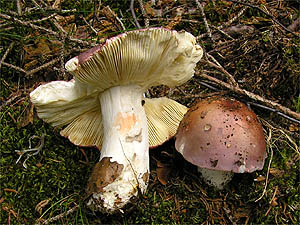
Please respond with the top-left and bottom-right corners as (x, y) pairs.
(1, 57), (61, 78)
(27, 14), (58, 23)
(1, 62), (27, 73)
(31, 0), (68, 36)
(105, 6), (126, 31)
(148, 17), (201, 24)
(195, 0), (213, 41)
(40, 204), (79, 225)
(211, 25), (234, 40)
(197, 72), (300, 122)
(68, 37), (95, 46)
(138, 0), (149, 28)
(0, 42), (14, 71)
(130, 0), (141, 28)
(193, 76), (300, 124)
(221, 6), (249, 29)
(197, 6), (248, 40)
(248, 102), (300, 124)
(0, 13), (58, 35)
(225, 0), (299, 37)
(205, 55), (239, 87)
(16, 0), (22, 16)
(82, 16), (98, 35)
(26, 58), (60, 77)
(0, 13), (93, 46)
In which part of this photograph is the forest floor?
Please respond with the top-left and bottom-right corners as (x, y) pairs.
(0, 0), (299, 224)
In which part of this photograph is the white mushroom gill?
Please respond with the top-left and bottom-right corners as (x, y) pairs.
(86, 84), (149, 212)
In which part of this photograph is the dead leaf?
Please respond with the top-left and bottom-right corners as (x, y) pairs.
(52, 0), (65, 9)
(55, 15), (75, 26)
(0, 197), (5, 204)
(144, 2), (155, 17)
(270, 197), (278, 207)
(254, 175), (265, 182)
(156, 161), (172, 185)
(24, 38), (52, 60)
(101, 6), (122, 31)
(269, 168), (284, 176)
(165, 16), (182, 30)
(35, 199), (51, 215)
(288, 123), (299, 132)
(72, 25), (88, 39)
(18, 102), (34, 128)
(36, 162), (43, 168)
(3, 188), (18, 194)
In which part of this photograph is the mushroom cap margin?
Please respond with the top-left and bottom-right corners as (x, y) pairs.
(175, 96), (266, 173)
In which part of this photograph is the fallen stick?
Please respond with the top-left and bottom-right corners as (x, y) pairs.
(196, 72), (300, 122)
(224, 0), (299, 38)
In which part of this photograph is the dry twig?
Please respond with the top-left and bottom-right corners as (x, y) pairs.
(27, 14), (58, 23)
(0, 42), (14, 71)
(225, 0), (299, 37)
(0, 13), (57, 35)
(197, 6), (249, 40)
(130, 0), (141, 28)
(197, 72), (300, 122)
(26, 58), (61, 77)
(205, 55), (239, 87)
(31, 0), (68, 35)
(1, 62), (27, 73)
(0, 13), (93, 46)
(195, 0), (213, 41)
(138, 0), (149, 28)
(38, 204), (79, 225)
(104, 6), (126, 31)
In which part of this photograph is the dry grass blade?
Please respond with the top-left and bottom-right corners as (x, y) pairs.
(255, 127), (273, 202)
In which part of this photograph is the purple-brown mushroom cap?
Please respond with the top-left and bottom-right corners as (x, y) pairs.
(175, 96), (266, 173)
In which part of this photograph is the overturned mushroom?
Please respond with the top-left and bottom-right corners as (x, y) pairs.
(30, 28), (203, 213)
(175, 96), (266, 189)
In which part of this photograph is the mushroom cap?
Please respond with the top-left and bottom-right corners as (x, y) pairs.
(65, 28), (203, 92)
(175, 96), (266, 173)
(31, 28), (201, 150)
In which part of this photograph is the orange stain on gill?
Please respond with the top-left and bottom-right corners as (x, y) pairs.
(114, 112), (139, 134)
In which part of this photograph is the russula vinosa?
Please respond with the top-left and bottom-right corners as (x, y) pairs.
(175, 96), (266, 189)
(30, 28), (203, 213)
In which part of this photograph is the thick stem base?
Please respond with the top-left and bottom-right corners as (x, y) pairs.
(86, 85), (149, 213)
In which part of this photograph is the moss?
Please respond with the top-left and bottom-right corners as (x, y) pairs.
(1, 0), (299, 224)
(0, 99), (97, 223)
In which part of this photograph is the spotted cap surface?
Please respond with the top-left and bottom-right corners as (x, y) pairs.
(175, 96), (266, 173)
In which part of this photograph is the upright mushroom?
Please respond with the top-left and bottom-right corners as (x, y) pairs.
(30, 28), (203, 213)
(175, 96), (266, 189)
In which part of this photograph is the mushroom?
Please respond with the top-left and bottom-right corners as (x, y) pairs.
(175, 96), (266, 189)
(30, 28), (203, 213)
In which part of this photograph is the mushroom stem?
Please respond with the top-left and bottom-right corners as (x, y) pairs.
(197, 167), (233, 190)
(86, 84), (149, 213)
